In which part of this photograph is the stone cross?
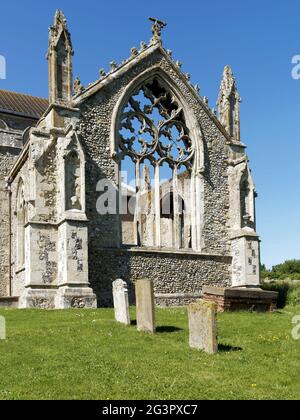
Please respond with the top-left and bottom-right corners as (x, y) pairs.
(113, 279), (131, 326)
(149, 17), (167, 43)
(135, 279), (156, 333)
(188, 300), (218, 354)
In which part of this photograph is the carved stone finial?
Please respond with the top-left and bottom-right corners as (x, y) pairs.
(48, 10), (73, 56)
(149, 17), (167, 44)
(194, 84), (200, 94)
(167, 49), (172, 57)
(47, 10), (73, 104)
(203, 96), (209, 106)
(176, 60), (182, 69)
(140, 41), (147, 51)
(218, 65), (241, 141)
(131, 47), (138, 58)
(99, 68), (106, 78)
(53, 10), (68, 32)
(185, 73), (191, 81)
(74, 77), (84, 95)
(110, 61), (118, 71)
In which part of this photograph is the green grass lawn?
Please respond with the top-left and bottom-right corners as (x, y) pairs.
(0, 306), (300, 400)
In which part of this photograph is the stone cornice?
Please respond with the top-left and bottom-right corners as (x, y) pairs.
(0, 127), (23, 137)
(230, 229), (260, 241)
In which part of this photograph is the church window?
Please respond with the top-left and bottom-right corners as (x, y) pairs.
(117, 77), (194, 249)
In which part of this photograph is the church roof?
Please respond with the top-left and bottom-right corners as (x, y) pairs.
(0, 90), (48, 119)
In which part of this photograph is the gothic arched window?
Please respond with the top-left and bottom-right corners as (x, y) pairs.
(117, 77), (195, 249)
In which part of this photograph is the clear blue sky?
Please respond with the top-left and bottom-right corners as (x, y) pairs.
(1, 0), (299, 268)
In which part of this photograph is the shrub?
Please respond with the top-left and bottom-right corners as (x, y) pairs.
(287, 286), (300, 306)
(260, 260), (300, 281)
(262, 281), (300, 308)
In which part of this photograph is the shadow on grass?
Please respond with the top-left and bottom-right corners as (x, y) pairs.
(218, 344), (243, 352)
(156, 326), (183, 333)
(130, 320), (182, 333)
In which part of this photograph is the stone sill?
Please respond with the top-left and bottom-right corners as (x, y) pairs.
(230, 229), (259, 240)
(98, 246), (232, 261)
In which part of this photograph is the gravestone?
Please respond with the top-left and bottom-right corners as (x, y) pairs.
(135, 279), (155, 333)
(0, 316), (5, 340)
(188, 299), (218, 354)
(113, 279), (131, 326)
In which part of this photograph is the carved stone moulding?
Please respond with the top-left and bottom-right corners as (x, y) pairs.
(18, 289), (57, 309)
(54, 286), (97, 309)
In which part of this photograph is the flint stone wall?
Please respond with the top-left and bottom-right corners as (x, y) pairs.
(91, 248), (231, 306)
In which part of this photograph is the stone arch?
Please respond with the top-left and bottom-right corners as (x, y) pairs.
(110, 65), (204, 173)
(111, 66), (204, 251)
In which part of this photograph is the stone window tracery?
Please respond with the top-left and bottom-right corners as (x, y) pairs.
(117, 77), (196, 249)
(118, 78), (194, 169)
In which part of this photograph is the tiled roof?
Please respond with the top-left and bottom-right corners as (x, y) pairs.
(0, 90), (48, 119)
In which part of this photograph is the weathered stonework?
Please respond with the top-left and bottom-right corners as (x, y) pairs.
(0, 11), (262, 309)
(0, 97), (46, 297)
(113, 279), (131, 325)
(188, 299), (218, 354)
(0, 147), (19, 296)
(136, 279), (156, 333)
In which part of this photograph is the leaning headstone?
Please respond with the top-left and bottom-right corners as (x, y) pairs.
(113, 279), (131, 326)
(135, 279), (155, 333)
(188, 299), (218, 354)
